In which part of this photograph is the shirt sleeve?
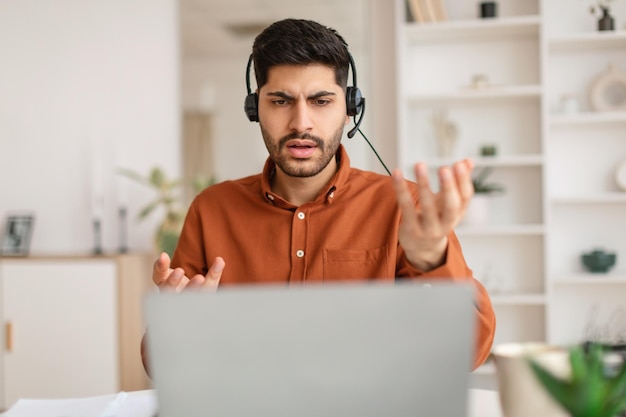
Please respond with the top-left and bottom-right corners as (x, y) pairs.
(396, 232), (496, 370)
(171, 197), (208, 277)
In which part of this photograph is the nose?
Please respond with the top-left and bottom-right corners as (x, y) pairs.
(288, 100), (313, 134)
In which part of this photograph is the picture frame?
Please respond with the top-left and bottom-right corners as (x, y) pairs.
(1, 214), (35, 256)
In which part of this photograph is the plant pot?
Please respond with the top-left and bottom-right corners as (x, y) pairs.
(462, 194), (491, 226)
(479, 1), (498, 18)
(598, 7), (615, 31)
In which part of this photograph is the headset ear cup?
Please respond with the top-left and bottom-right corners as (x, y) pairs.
(346, 87), (363, 117)
(244, 93), (259, 122)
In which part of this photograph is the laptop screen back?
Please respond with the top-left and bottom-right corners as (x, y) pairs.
(144, 281), (476, 417)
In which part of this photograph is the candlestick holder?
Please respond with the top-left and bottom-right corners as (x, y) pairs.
(92, 218), (103, 255)
(118, 206), (128, 254)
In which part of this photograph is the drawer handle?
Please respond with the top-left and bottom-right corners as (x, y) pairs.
(5, 322), (13, 352)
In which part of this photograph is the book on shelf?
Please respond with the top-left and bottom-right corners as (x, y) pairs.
(407, 0), (448, 23)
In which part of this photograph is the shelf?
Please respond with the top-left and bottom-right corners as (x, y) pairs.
(490, 293), (547, 306)
(405, 15), (541, 42)
(553, 274), (626, 284)
(551, 193), (626, 205)
(456, 224), (545, 236)
(407, 85), (542, 103)
(549, 30), (626, 51)
(427, 155), (544, 168)
(550, 111), (626, 126)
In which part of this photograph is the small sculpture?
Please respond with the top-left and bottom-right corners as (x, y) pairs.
(432, 108), (458, 158)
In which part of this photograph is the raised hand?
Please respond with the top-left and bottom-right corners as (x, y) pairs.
(152, 252), (224, 292)
(392, 159), (474, 271)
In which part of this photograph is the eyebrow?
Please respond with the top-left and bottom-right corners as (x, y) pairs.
(265, 91), (337, 100)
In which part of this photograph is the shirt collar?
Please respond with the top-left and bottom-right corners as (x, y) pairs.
(261, 144), (351, 207)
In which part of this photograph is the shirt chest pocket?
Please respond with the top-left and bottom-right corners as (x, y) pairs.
(323, 245), (390, 281)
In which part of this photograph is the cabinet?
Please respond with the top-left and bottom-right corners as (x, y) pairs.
(0, 254), (153, 409)
(394, 0), (626, 385)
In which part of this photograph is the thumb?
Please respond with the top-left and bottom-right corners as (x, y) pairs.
(203, 257), (225, 291)
(152, 252), (172, 286)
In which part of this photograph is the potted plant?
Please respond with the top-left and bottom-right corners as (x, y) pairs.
(529, 342), (626, 417)
(118, 167), (214, 257)
(462, 166), (504, 226)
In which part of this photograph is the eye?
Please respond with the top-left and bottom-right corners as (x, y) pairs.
(314, 99), (331, 106)
(272, 99), (288, 106)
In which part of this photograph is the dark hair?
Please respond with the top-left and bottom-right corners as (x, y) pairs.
(252, 19), (351, 91)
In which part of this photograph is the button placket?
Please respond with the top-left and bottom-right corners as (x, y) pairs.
(289, 208), (308, 282)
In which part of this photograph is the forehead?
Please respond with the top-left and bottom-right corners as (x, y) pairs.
(263, 64), (340, 91)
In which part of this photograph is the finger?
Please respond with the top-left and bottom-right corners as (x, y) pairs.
(413, 163), (438, 231)
(392, 169), (420, 231)
(203, 257), (225, 291)
(438, 166), (462, 227)
(187, 274), (206, 289)
(454, 160), (474, 203)
(158, 267), (186, 292)
(152, 252), (172, 286)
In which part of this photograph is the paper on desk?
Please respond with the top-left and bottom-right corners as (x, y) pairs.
(1, 389), (157, 417)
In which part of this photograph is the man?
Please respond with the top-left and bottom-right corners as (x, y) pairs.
(142, 18), (495, 372)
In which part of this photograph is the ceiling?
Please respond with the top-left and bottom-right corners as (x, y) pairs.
(179, 0), (367, 59)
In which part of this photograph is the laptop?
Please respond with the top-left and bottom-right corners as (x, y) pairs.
(144, 281), (476, 417)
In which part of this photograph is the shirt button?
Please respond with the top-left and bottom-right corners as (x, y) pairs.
(297, 212), (305, 220)
(296, 250), (304, 258)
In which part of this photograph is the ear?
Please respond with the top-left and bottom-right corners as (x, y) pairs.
(344, 115), (350, 125)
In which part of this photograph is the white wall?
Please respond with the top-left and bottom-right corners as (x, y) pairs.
(0, 0), (180, 255)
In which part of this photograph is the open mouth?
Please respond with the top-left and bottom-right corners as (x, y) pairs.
(285, 140), (318, 158)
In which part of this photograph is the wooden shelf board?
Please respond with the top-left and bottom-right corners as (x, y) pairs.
(550, 111), (626, 126)
(456, 224), (545, 236)
(552, 274), (626, 284)
(491, 293), (547, 305)
(551, 193), (626, 204)
(427, 155), (544, 167)
(549, 30), (626, 51)
(405, 15), (541, 41)
(407, 85), (542, 103)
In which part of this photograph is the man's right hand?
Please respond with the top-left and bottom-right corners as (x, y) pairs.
(152, 252), (224, 292)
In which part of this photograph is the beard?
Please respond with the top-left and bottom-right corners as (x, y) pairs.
(260, 123), (344, 178)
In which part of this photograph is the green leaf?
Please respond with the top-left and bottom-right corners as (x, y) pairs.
(530, 343), (626, 417)
(149, 167), (166, 187)
(528, 359), (575, 414)
(138, 200), (161, 220)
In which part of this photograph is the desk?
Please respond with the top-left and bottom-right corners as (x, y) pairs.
(2, 388), (503, 417)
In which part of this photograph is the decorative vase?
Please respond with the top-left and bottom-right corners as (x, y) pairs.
(581, 249), (616, 273)
(598, 7), (615, 31)
(479, 1), (497, 18)
(462, 194), (491, 226)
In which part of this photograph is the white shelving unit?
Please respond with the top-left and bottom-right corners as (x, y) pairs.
(543, 0), (626, 351)
(394, 0), (626, 385)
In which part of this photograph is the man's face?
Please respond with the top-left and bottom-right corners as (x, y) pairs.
(258, 64), (349, 178)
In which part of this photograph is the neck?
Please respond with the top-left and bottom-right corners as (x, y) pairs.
(272, 158), (338, 206)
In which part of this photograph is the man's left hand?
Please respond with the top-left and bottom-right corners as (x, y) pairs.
(392, 159), (475, 272)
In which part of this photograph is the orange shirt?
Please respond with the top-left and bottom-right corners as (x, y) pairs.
(172, 145), (495, 368)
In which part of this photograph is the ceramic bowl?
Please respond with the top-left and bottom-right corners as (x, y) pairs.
(581, 250), (616, 273)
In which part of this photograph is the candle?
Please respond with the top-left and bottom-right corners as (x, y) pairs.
(115, 137), (129, 206)
(90, 121), (105, 219)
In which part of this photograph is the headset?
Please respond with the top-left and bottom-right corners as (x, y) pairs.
(243, 53), (389, 175)
(244, 54), (365, 138)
